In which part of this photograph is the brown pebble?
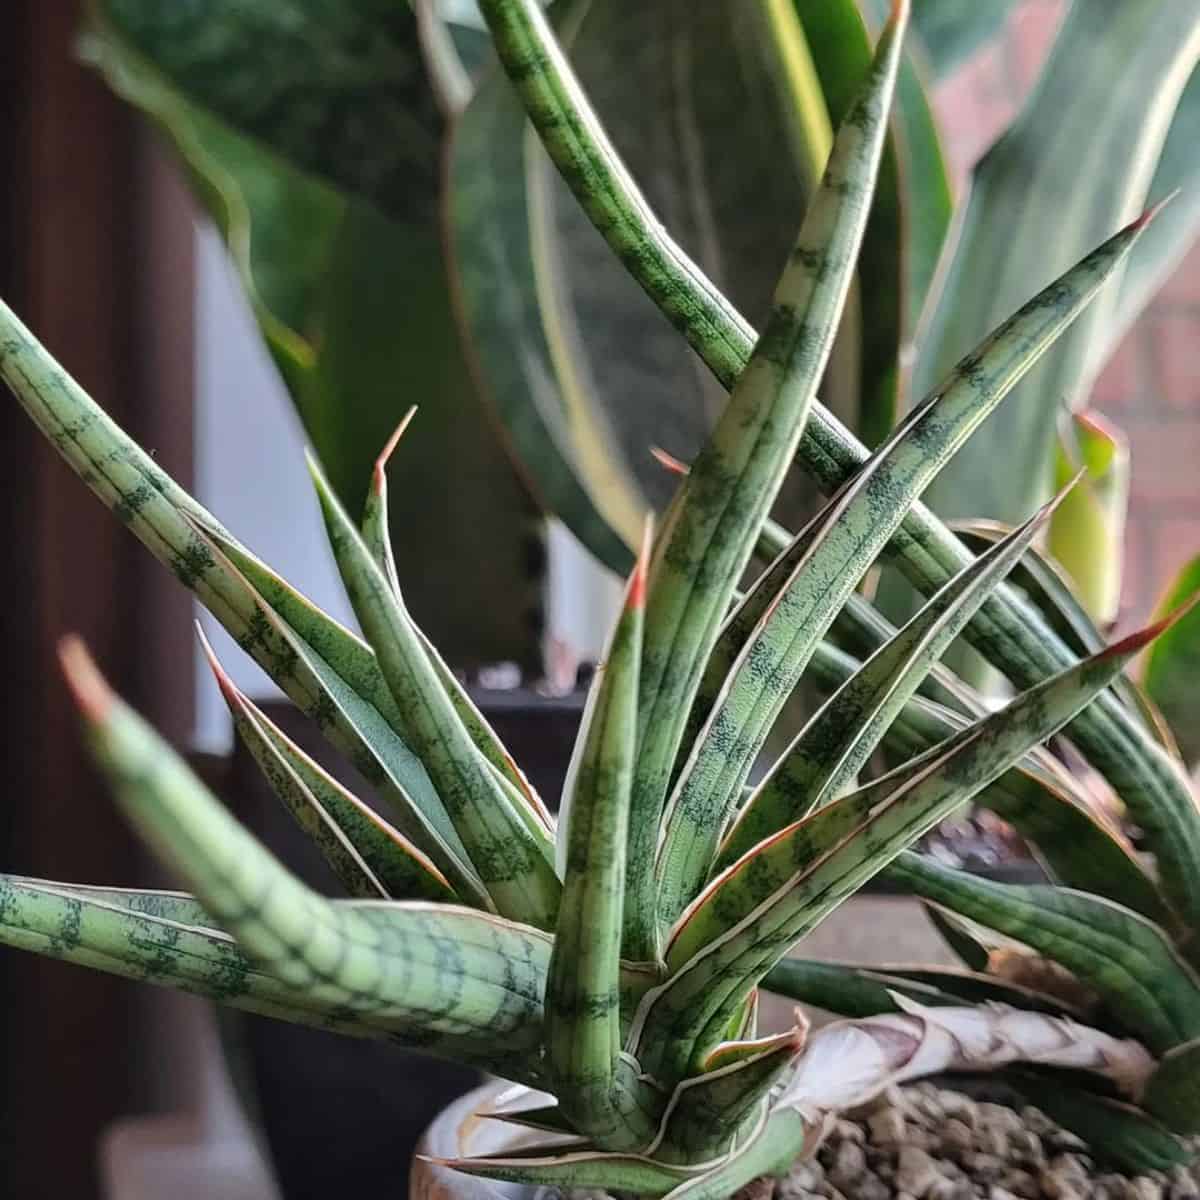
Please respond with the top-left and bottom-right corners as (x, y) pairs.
(732, 1175), (776, 1200)
(829, 1141), (866, 1188)
(869, 1108), (908, 1148)
(940, 1119), (975, 1156)
(896, 1147), (943, 1199)
(940, 1093), (980, 1129)
(1000, 1168), (1041, 1199)
(855, 1173), (891, 1200)
(960, 1152), (1006, 1183)
(1126, 1180), (1164, 1200)
(834, 1119), (865, 1145)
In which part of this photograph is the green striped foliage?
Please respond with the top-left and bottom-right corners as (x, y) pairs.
(3, 2), (1200, 1192)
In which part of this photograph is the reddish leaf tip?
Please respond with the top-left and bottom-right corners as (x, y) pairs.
(194, 621), (243, 707)
(650, 446), (690, 476)
(1043, 466), (1087, 517)
(1107, 596), (1199, 658)
(58, 636), (115, 723)
(374, 407), (419, 483)
(1132, 190), (1180, 233)
(629, 515), (654, 609)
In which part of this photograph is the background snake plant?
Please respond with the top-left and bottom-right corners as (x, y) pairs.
(2, 3), (1200, 1196)
(81, 0), (1200, 667)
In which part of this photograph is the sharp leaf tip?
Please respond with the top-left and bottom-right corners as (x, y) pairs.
(1132, 190), (1179, 232)
(58, 636), (115, 723)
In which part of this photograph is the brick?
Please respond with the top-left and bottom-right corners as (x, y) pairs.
(1153, 237), (1200, 306)
(933, 40), (1017, 180)
(1124, 419), (1200, 505)
(1091, 327), (1148, 412)
(1117, 516), (1153, 626)
(1144, 515), (1200, 614)
(1148, 312), (1200, 413)
(1006, 0), (1068, 98)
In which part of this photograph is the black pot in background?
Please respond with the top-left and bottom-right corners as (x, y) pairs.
(227, 690), (584, 1200)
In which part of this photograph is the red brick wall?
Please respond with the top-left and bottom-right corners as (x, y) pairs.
(931, 0), (1199, 626)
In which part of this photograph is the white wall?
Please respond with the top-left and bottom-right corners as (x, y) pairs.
(192, 220), (621, 751)
(192, 224), (354, 752)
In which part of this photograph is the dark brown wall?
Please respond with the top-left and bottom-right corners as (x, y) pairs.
(0, 4), (195, 1195)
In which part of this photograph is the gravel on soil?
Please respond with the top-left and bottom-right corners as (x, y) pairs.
(739, 1084), (1199, 1200)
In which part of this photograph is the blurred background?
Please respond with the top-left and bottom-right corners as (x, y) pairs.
(2, 1), (1198, 1196)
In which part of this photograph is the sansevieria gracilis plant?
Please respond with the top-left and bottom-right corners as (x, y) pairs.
(2, 2), (1199, 1194)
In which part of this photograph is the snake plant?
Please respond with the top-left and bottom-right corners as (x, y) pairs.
(2, 2), (1199, 1195)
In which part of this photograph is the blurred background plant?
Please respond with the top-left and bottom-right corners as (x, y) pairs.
(80, 0), (1200, 670)
(4, 1), (1200, 1196)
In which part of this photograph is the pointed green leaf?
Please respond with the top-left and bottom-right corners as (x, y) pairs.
(866, 684), (1172, 928)
(887, 852), (1200, 1055)
(1049, 411), (1129, 626)
(1003, 1072), (1193, 1174)
(1142, 1038), (1200, 1135)
(545, 534), (658, 1150)
(655, 1034), (804, 1163)
(798, 0), (953, 440)
(719, 493), (1060, 867)
(188, 518), (489, 905)
(631, 9), (906, 950)
(360, 416), (553, 829)
(763, 956), (1091, 1021)
(308, 454), (561, 928)
(58, 641), (556, 1081)
(473, 0), (1200, 939)
(658, 217), (1141, 925)
(203, 636), (457, 904)
(952, 517), (1177, 754)
(0, 299), (492, 899)
(637, 617), (1171, 1077)
(423, 1146), (694, 1197)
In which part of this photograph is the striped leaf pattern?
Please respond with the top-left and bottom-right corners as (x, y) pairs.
(476, 0), (1200, 934)
(5, 1), (1200, 1186)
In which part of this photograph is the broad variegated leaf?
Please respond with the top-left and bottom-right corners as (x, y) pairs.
(474, 0), (1200, 934)
(888, 853), (1200, 1055)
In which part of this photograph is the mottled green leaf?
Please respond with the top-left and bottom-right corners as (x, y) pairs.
(638, 617), (1169, 1078)
(888, 852), (1200, 1055)
(1142, 1038), (1200, 1135)
(719, 495), (1058, 868)
(952, 518), (1177, 755)
(57, 642), (555, 1082)
(202, 635), (457, 904)
(309, 455), (560, 927)
(658, 217), (1138, 925)
(915, 2), (1200, 531)
(1143, 554), (1200, 766)
(635, 8), (906, 947)
(799, 0), (953, 441)
(1049, 411), (1129, 626)
(545, 535), (657, 1150)
(474, 0), (1200, 936)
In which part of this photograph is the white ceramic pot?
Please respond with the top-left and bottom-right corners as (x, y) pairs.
(411, 1081), (562, 1200)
